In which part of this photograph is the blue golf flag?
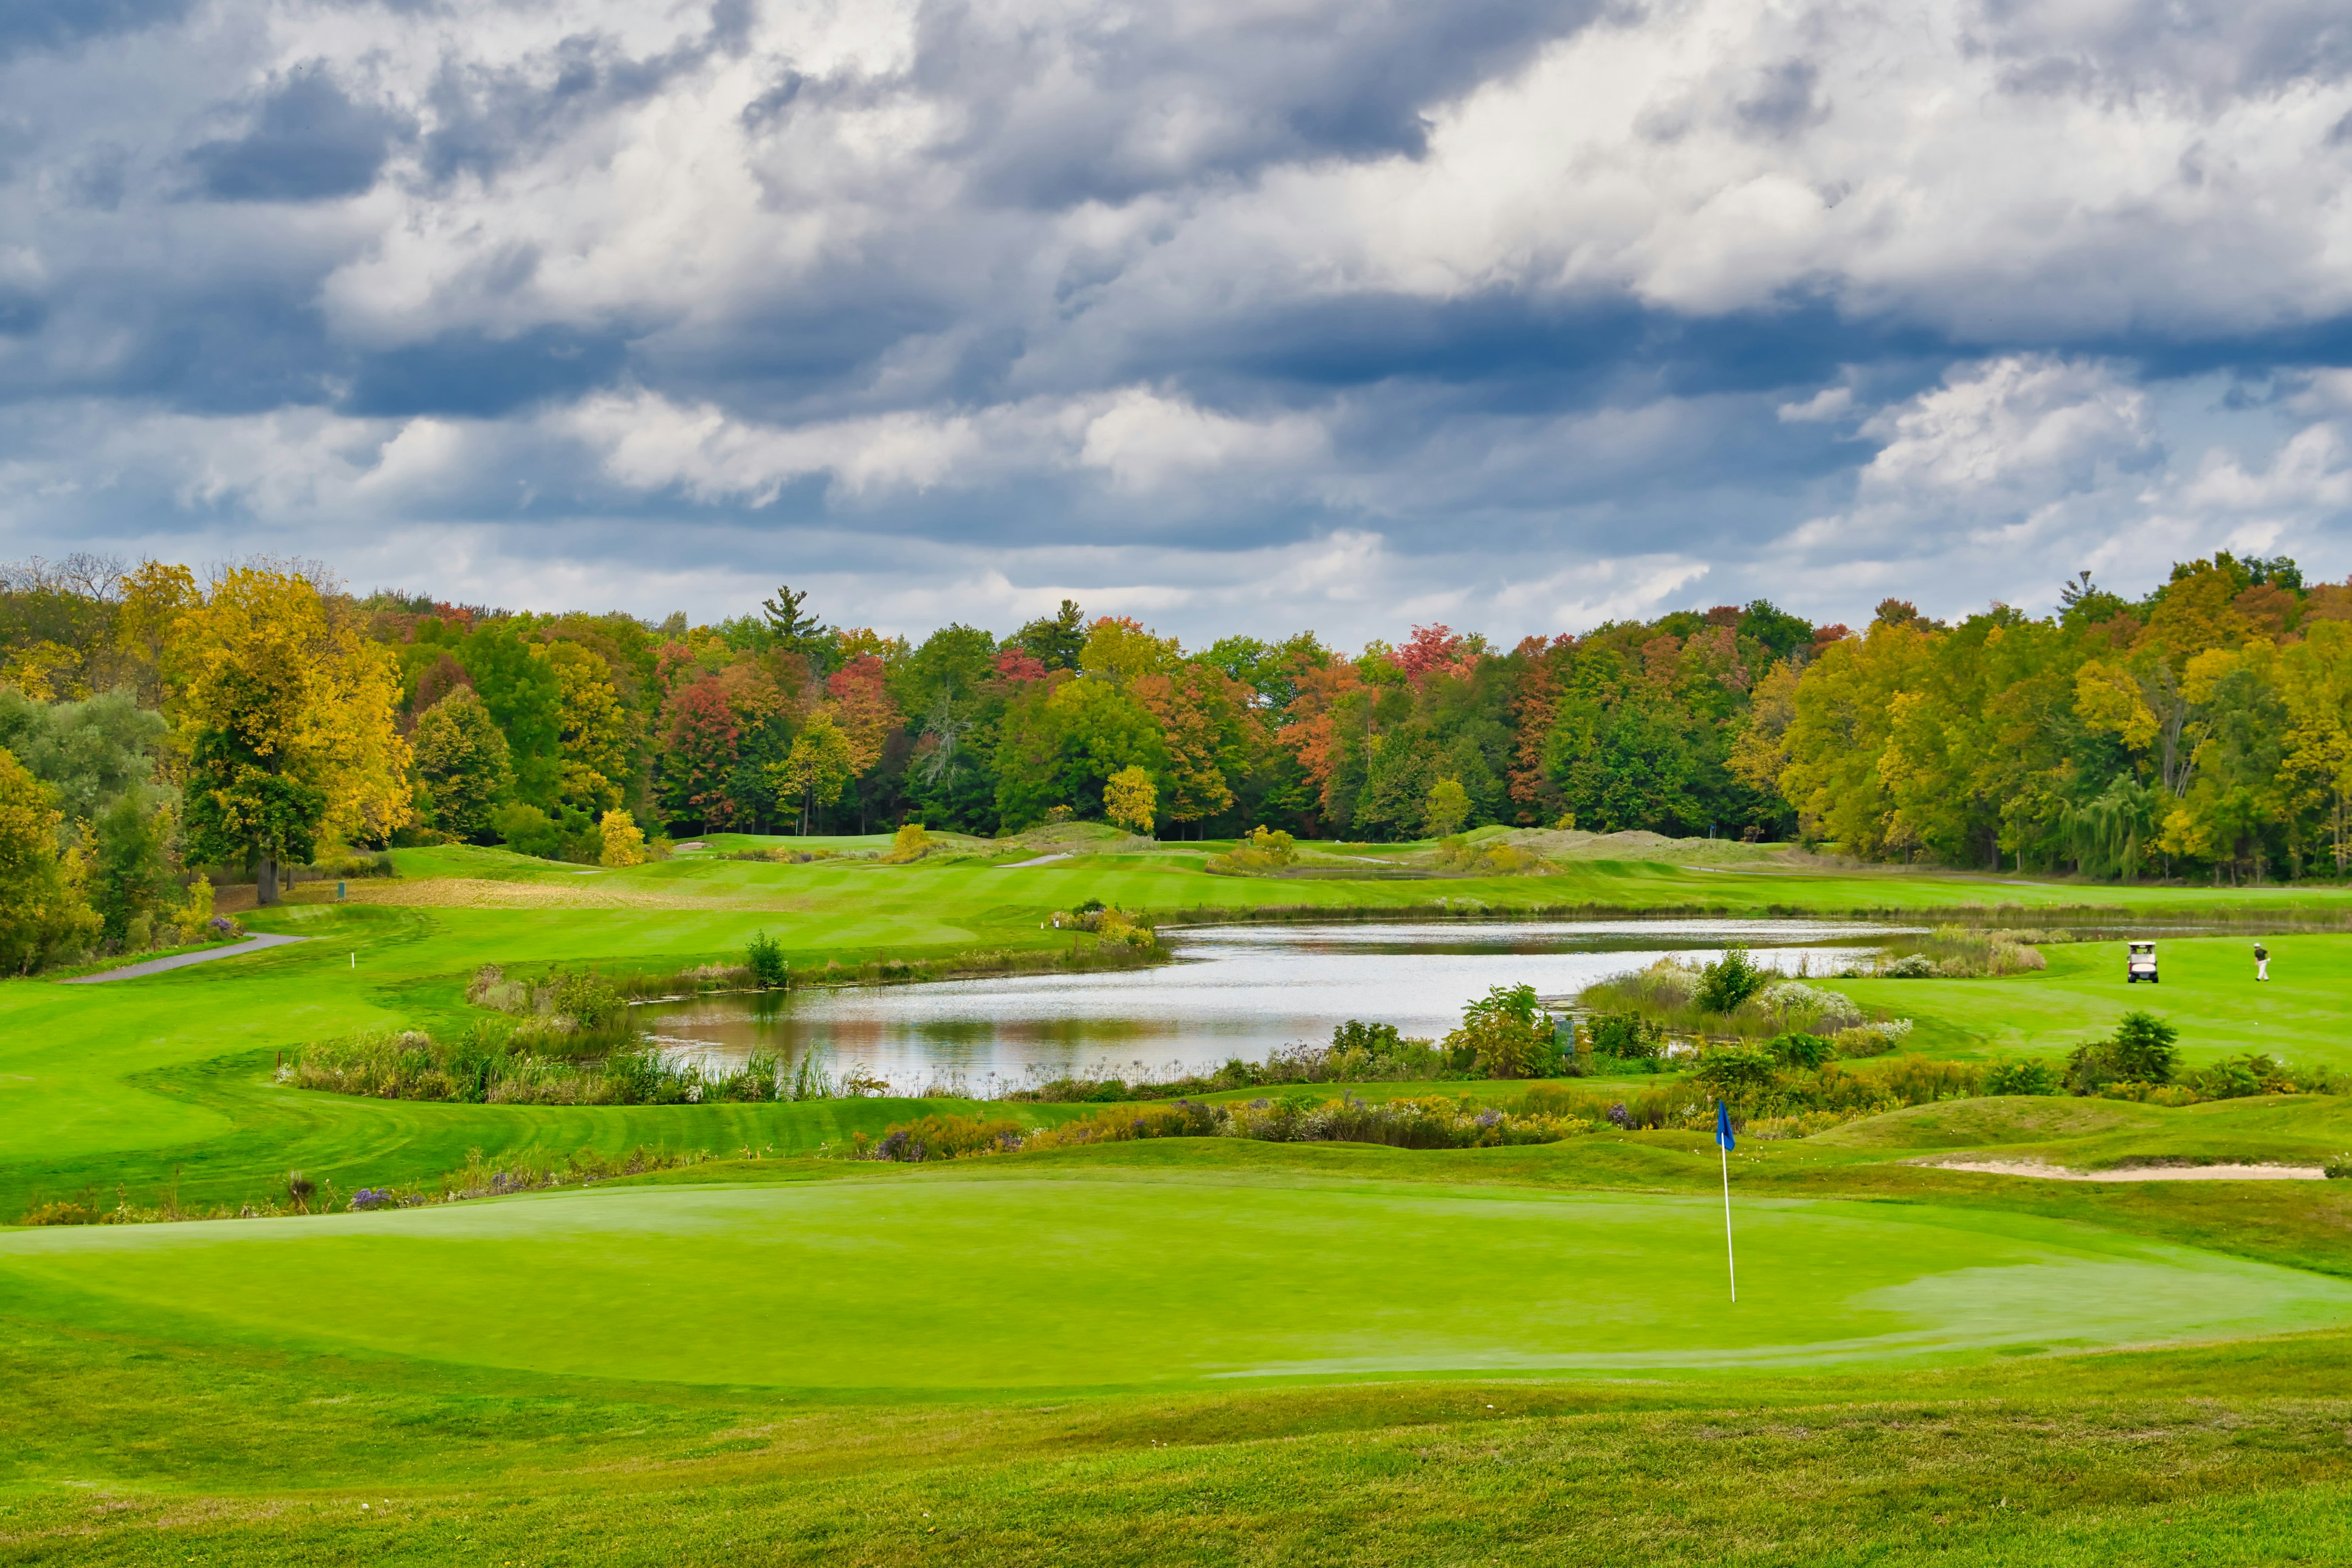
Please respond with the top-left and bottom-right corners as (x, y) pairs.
(1714, 1100), (1737, 1301)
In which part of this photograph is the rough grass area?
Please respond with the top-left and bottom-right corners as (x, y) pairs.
(2, 1305), (2349, 1565)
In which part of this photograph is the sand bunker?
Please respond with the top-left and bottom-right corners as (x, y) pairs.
(1924, 1158), (2325, 1182)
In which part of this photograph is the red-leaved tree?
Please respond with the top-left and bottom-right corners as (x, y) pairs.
(659, 676), (741, 830)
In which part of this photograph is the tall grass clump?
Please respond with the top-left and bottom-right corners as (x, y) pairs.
(1835, 927), (2051, 978)
(291, 1025), (853, 1106)
(1005, 1019), (1458, 1102)
(1576, 951), (1887, 1054)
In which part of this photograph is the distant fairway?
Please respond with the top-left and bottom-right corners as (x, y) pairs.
(7, 1164), (2346, 1392)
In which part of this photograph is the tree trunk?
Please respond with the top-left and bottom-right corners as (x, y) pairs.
(256, 851), (279, 907)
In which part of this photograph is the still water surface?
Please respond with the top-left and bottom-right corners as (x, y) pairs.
(642, 920), (1904, 1095)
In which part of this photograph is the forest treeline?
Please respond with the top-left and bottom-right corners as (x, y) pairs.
(2, 548), (2346, 968)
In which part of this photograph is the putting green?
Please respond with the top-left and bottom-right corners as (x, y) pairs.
(5, 1169), (2346, 1391)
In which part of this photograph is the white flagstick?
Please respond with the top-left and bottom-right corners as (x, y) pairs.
(1720, 1136), (1737, 1303)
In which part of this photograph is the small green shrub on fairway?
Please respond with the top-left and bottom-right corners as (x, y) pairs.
(2182, 1052), (2296, 1099)
(2325, 1153), (2352, 1179)
(2068, 1010), (2181, 1093)
(744, 929), (788, 989)
(1982, 1057), (2060, 1095)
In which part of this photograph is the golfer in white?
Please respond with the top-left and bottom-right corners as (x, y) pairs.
(2255, 942), (2270, 982)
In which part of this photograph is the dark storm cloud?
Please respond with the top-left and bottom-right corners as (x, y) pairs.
(343, 325), (635, 417)
(911, 0), (1602, 207)
(187, 63), (411, 202)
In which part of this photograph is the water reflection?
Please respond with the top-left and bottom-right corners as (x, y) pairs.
(642, 920), (1904, 1096)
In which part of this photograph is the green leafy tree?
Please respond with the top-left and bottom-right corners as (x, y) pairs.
(1696, 946), (1769, 1014)
(90, 792), (175, 949)
(759, 584), (835, 673)
(455, 623), (564, 808)
(410, 688), (513, 842)
(1014, 599), (1088, 670)
(746, 930), (788, 989)
(0, 689), (167, 824)
(0, 748), (99, 974)
(992, 678), (1166, 828)
(1423, 776), (1470, 837)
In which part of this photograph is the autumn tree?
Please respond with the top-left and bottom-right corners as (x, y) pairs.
(599, 808), (647, 867)
(772, 712), (856, 834)
(1104, 765), (1157, 835)
(548, 639), (631, 812)
(174, 566), (411, 903)
(658, 676), (741, 830)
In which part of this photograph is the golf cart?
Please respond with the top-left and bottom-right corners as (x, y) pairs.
(2125, 941), (2158, 984)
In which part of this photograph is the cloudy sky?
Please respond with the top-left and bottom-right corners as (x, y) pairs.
(4, 0), (2351, 646)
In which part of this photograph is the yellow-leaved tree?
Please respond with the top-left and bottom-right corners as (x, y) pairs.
(1103, 765), (1157, 835)
(172, 566), (411, 904)
(598, 808), (648, 867)
(549, 640), (631, 813)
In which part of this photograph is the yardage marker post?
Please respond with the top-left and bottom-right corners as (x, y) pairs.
(1715, 1099), (1737, 1304)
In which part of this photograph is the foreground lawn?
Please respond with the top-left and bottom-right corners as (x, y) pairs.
(10, 1156), (2347, 1391)
(4, 1140), (2352, 1564)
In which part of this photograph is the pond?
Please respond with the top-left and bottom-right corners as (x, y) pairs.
(640, 919), (1907, 1096)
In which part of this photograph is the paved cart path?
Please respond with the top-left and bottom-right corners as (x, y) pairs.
(60, 935), (311, 984)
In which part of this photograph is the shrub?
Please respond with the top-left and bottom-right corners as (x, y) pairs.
(1696, 946), (1769, 1013)
(1587, 1011), (1664, 1062)
(1756, 981), (1862, 1033)
(1881, 954), (1938, 978)
(2325, 1154), (2352, 1180)
(2114, 1011), (2181, 1081)
(21, 1200), (98, 1226)
(1047, 903), (1158, 951)
(1433, 836), (1548, 875)
(349, 1187), (400, 1212)
(1982, 1057), (2059, 1096)
(1765, 1031), (1834, 1069)
(1206, 825), (1300, 875)
(858, 1114), (1031, 1162)
(883, 822), (934, 862)
(1444, 983), (1558, 1079)
(2183, 1053), (2294, 1100)
(1833, 1020), (1912, 1057)
(2068, 1011), (2179, 1093)
(746, 930), (789, 990)
(1694, 1043), (1777, 1096)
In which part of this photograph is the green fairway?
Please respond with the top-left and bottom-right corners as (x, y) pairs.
(9, 1162), (2347, 1392)
(12, 846), (2352, 1563)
